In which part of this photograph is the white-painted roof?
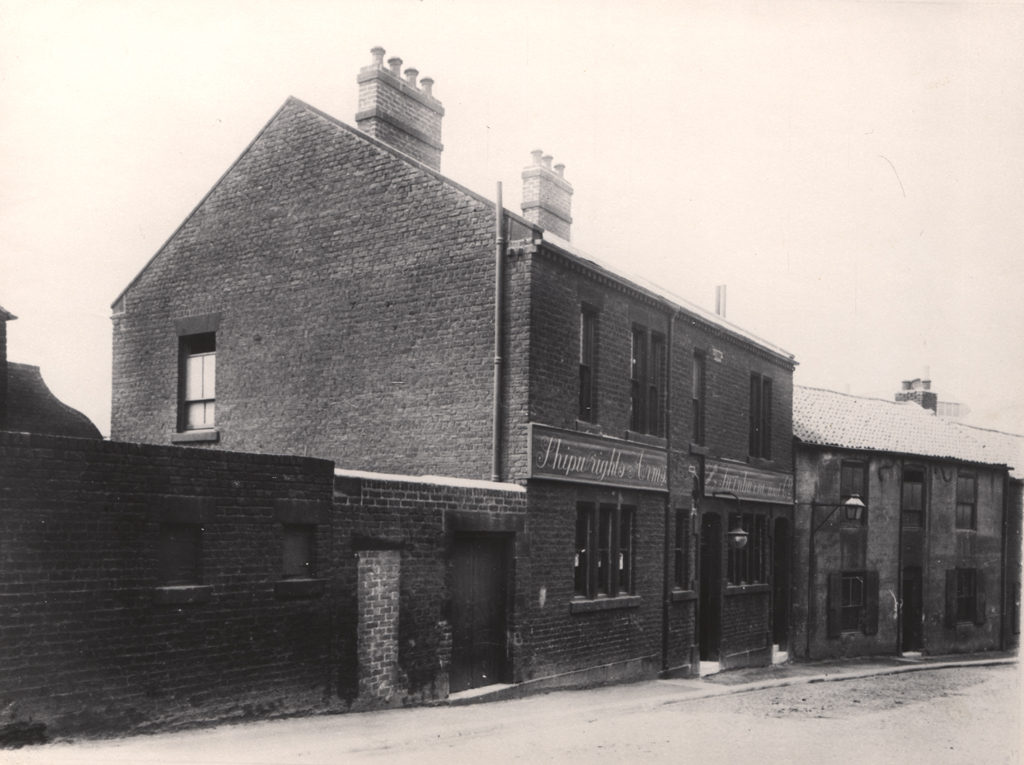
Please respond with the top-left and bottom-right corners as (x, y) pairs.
(333, 468), (526, 493)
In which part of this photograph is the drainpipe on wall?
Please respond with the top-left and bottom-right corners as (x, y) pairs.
(1000, 469), (1009, 651)
(491, 182), (505, 483)
(896, 459), (904, 654)
(662, 309), (678, 673)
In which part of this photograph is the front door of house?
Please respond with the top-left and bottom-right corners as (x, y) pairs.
(451, 534), (508, 693)
(901, 566), (923, 652)
(699, 513), (722, 661)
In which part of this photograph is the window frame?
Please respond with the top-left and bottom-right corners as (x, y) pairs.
(282, 524), (316, 579)
(158, 522), (202, 587)
(574, 502), (636, 600)
(956, 472), (977, 530)
(579, 308), (597, 423)
(674, 509), (690, 590)
(629, 327), (665, 437)
(840, 460), (869, 526)
(748, 373), (772, 459)
(692, 352), (706, 446)
(901, 466), (926, 528)
(179, 332), (216, 432)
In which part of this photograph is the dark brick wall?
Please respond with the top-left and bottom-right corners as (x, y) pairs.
(521, 482), (665, 680)
(112, 99), (499, 480)
(332, 473), (527, 704)
(0, 432), (336, 737)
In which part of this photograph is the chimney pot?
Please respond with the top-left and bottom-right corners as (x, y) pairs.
(542, 154), (553, 170)
(388, 57), (403, 77)
(404, 68), (419, 87)
(902, 381), (913, 391)
(370, 47), (385, 67)
(554, 163), (565, 177)
(532, 149), (544, 165)
(420, 77), (434, 97)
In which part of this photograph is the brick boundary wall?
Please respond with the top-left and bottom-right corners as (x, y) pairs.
(0, 432), (337, 740)
(354, 549), (401, 709)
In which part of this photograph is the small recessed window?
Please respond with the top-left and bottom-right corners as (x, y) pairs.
(159, 523), (201, 586)
(282, 525), (315, 579)
(901, 467), (925, 527)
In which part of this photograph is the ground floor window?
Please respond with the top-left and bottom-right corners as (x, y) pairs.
(574, 502), (635, 599)
(827, 570), (879, 637)
(674, 509), (690, 590)
(947, 568), (986, 626)
(727, 512), (767, 585)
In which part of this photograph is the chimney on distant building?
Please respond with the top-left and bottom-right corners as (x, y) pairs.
(0, 305), (14, 429)
(521, 150), (574, 241)
(895, 376), (938, 413)
(715, 285), (727, 318)
(356, 47), (445, 171)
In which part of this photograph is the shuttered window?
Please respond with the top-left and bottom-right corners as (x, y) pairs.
(827, 571), (879, 637)
(946, 568), (986, 626)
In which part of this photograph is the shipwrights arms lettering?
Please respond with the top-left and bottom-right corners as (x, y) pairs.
(528, 424), (668, 491)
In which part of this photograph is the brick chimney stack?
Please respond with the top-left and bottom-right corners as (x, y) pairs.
(895, 377), (938, 413)
(356, 47), (445, 171)
(521, 149), (574, 241)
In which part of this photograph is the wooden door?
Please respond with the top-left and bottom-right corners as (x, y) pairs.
(699, 513), (722, 661)
(451, 534), (508, 693)
(772, 517), (790, 646)
(901, 566), (923, 652)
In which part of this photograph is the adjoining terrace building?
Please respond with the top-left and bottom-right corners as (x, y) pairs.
(110, 48), (798, 699)
(793, 385), (1021, 660)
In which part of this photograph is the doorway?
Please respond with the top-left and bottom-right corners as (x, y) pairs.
(450, 534), (509, 693)
(901, 566), (923, 653)
(772, 517), (790, 647)
(699, 513), (722, 661)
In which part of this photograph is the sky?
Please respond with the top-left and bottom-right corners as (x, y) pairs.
(1, 0), (1022, 438)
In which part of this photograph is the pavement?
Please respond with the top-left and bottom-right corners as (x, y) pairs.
(451, 648), (1018, 708)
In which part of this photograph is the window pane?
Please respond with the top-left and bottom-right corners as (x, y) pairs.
(187, 400), (213, 429)
(574, 507), (590, 597)
(186, 355), (206, 400)
(598, 507), (612, 595)
(203, 353), (216, 398)
(619, 509), (633, 594)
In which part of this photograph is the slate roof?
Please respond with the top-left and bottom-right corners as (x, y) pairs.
(4, 363), (102, 439)
(794, 385), (1021, 477)
(0, 304), (16, 321)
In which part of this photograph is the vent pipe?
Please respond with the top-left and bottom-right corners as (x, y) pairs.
(715, 285), (727, 318)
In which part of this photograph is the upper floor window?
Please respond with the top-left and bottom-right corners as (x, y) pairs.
(902, 466), (925, 527)
(840, 460), (868, 525)
(579, 309), (597, 422)
(748, 373), (772, 459)
(630, 328), (665, 437)
(956, 473), (977, 530)
(180, 333), (215, 431)
(692, 352), (706, 445)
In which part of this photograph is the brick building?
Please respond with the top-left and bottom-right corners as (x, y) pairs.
(110, 48), (797, 692)
(793, 385), (1021, 660)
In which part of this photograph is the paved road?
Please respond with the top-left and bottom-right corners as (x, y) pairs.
(5, 664), (1019, 764)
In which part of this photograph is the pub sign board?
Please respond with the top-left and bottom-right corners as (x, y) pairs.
(703, 458), (793, 505)
(528, 423), (668, 492)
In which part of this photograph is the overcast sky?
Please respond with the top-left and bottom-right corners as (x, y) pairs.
(2, 0), (1022, 438)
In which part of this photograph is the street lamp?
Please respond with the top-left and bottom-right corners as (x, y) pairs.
(712, 491), (748, 549)
(805, 494), (866, 658)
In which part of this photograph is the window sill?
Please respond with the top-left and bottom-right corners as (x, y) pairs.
(670, 589), (697, 603)
(575, 420), (603, 435)
(153, 585), (213, 604)
(624, 431), (667, 449)
(171, 430), (220, 444)
(725, 583), (770, 596)
(274, 578), (326, 600)
(689, 444), (709, 456)
(746, 456), (774, 470)
(570, 595), (641, 614)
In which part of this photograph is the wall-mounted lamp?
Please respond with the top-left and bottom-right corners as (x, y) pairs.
(726, 525), (749, 550)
